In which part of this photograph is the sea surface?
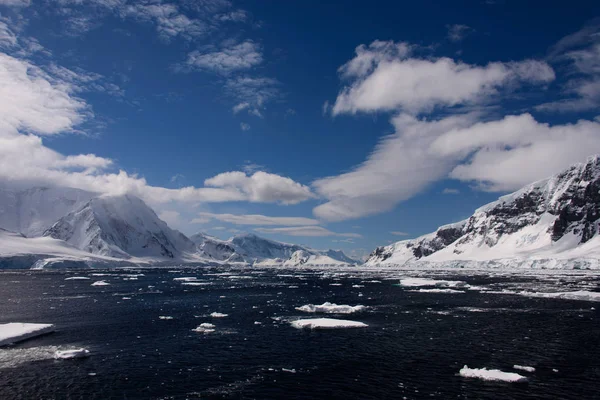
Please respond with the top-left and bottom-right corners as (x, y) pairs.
(0, 267), (599, 399)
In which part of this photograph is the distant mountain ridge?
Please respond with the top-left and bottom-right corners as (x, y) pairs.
(0, 187), (358, 267)
(366, 156), (600, 267)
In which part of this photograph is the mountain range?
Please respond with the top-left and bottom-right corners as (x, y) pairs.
(366, 155), (600, 269)
(0, 187), (359, 268)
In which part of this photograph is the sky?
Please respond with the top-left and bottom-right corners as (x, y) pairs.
(0, 0), (600, 260)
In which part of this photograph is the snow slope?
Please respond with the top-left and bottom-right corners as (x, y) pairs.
(44, 194), (194, 259)
(190, 232), (359, 266)
(367, 156), (600, 267)
(0, 187), (95, 237)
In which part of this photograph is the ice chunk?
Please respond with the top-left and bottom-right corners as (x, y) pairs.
(64, 277), (90, 281)
(0, 323), (55, 346)
(173, 277), (198, 282)
(181, 282), (211, 286)
(158, 316), (173, 320)
(399, 277), (468, 288)
(91, 281), (110, 286)
(295, 302), (366, 314)
(54, 348), (90, 359)
(459, 365), (528, 383)
(210, 312), (228, 318)
(408, 288), (465, 294)
(290, 318), (368, 330)
(513, 365), (535, 372)
(192, 323), (216, 333)
(518, 290), (600, 302)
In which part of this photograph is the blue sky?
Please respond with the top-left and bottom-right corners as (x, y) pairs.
(0, 0), (599, 260)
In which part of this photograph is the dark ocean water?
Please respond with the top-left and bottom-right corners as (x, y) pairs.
(0, 267), (599, 400)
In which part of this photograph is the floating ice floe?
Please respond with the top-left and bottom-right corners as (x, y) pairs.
(459, 365), (528, 383)
(513, 365), (535, 372)
(295, 302), (366, 314)
(408, 288), (465, 294)
(399, 278), (468, 288)
(290, 318), (368, 330)
(517, 290), (600, 302)
(54, 348), (90, 359)
(210, 312), (228, 318)
(0, 323), (55, 346)
(91, 281), (110, 286)
(159, 316), (173, 320)
(64, 277), (90, 281)
(192, 323), (216, 334)
(181, 282), (211, 286)
(173, 277), (198, 282)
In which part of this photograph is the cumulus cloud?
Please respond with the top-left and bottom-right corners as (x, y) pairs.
(330, 40), (554, 115)
(254, 226), (362, 238)
(183, 40), (262, 74)
(0, 40), (312, 209)
(205, 171), (315, 205)
(192, 212), (320, 226)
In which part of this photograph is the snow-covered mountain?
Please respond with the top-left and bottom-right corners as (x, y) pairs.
(366, 156), (600, 268)
(0, 187), (95, 237)
(190, 232), (359, 266)
(44, 194), (194, 259)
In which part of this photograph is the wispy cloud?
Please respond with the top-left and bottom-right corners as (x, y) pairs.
(240, 122), (250, 131)
(182, 40), (262, 74)
(225, 76), (281, 118)
(255, 226), (362, 238)
(390, 231), (409, 236)
(446, 24), (473, 42)
(192, 212), (320, 226)
(442, 188), (460, 194)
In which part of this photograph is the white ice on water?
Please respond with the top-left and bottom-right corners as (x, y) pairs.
(64, 277), (90, 281)
(408, 288), (466, 294)
(54, 348), (90, 359)
(290, 318), (368, 330)
(192, 323), (216, 333)
(513, 365), (536, 372)
(91, 280), (110, 286)
(518, 290), (600, 302)
(399, 278), (468, 288)
(0, 323), (55, 346)
(210, 312), (228, 318)
(459, 365), (528, 383)
(295, 302), (366, 314)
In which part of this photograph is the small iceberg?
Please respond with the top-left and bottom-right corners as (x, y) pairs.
(158, 316), (173, 320)
(64, 277), (90, 281)
(290, 318), (368, 330)
(513, 365), (535, 372)
(173, 277), (198, 282)
(91, 281), (110, 287)
(295, 302), (366, 314)
(409, 288), (465, 294)
(459, 365), (528, 383)
(54, 348), (90, 359)
(399, 277), (468, 288)
(210, 312), (228, 318)
(192, 323), (216, 334)
(0, 323), (55, 346)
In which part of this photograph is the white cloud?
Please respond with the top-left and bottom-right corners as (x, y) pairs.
(0, 21), (17, 48)
(240, 122), (250, 131)
(390, 231), (409, 236)
(158, 210), (182, 228)
(205, 171), (314, 205)
(0, 41), (312, 209)
(254, 226), (362, 238)
(184, 40), (262, 74)
(331, 40), (554, 115)
(193, 212), (320, 226)
(446, 24), (472, 42)
(313, 112), (600, 221)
